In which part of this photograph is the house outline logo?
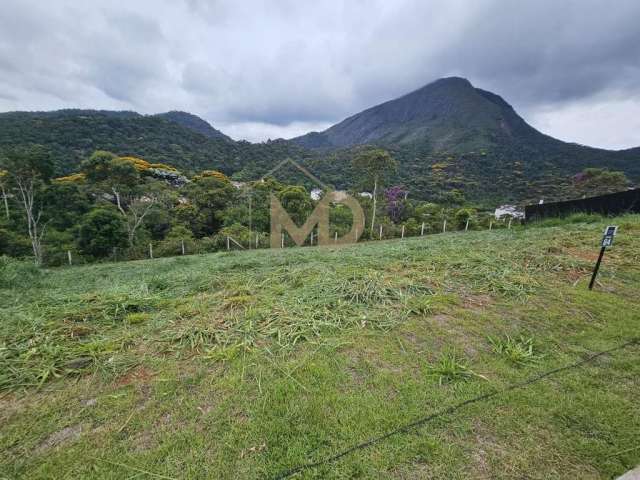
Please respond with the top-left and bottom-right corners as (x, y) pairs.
(261, 158), (365, 247)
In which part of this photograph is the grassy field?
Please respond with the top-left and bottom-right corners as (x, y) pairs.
(1, 215), (640, 479)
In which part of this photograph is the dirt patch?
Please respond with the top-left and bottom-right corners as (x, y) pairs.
(462, 294), (493, 310)
(565, 248), (599, 263)
(35, 424), (85, 455)
(113, 366), (154, 388)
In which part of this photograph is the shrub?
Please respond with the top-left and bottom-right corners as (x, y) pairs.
(0, 255), (42, 288)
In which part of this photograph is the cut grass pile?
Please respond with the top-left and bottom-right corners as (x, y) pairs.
(1, 215), (640, 479)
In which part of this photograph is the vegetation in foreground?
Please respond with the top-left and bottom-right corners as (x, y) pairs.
(1, 215), (639, 479)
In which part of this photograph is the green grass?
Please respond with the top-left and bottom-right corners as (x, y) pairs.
(1, 215), (640, 479)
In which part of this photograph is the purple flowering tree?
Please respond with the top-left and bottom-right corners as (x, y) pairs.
(384, 185), (407, 223)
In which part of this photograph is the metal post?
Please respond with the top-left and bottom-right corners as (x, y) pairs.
(588, 246), (607, 290)
(421, 222), (425, 236)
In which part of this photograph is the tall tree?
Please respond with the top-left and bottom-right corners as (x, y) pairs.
(182, 173), (237, 237)
(352, 148), (398, 234)
(0, 146), (54, 265)
(81, 151), (164, 247)
(0, 169), (9, 220)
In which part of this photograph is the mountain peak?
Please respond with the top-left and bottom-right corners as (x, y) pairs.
(291, 76), (535, 150)
(154, 111), (232, 142)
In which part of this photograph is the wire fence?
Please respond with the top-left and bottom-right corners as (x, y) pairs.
(34, 216), (520, 267)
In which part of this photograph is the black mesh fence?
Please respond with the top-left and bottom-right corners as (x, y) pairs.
(525, 188), (640, 221)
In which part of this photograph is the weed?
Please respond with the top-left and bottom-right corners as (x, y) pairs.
(426, 350), (486, 385)
(488, 335), (542, 366)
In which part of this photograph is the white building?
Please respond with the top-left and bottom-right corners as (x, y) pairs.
(494, 205), (525, 220)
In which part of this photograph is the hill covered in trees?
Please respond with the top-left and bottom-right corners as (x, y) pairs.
(0, 110), (306, 178)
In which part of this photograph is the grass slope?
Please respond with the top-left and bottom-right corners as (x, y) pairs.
(1, 216), (640, 479)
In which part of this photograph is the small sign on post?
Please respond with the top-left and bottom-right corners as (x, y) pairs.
(588, 225), (618, 290)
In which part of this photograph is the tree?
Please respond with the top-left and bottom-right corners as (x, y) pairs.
(0, 169), (9, 220)
(81, 151), (164, 247)
(77, 208), (128, 258)
(81, 150), (139, 213)
(277, 186), (313, 226)
(352, 148), (397, 234)
(573, 168), (630, 197)
(454, 208), (476, 229)
(182, 174), (237, 237)
(384, 185), (408, 223)
(0, 146), (54, 265)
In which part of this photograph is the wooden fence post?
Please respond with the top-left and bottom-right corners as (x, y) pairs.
(334, 231), (338, 243)
(465, 219), (470, 231)
(421, 222), (425, 236)
(281, 233), (284, 248)
(67, 250), (72, 266)
(443, 219), (447, 233)
(401, 225), (405, 239)
(508, 218), (513, 230)
(379, 225), (383, 240)
(181, 239), (185, 255)
(149, 243), (153, 259)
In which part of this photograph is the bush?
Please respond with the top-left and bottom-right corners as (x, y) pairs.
(0, 255), (42, 288)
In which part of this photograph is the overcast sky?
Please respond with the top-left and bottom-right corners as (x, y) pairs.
(1, 0), (639, 149)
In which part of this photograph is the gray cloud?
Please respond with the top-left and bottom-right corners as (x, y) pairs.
(0, 0), (639, 147)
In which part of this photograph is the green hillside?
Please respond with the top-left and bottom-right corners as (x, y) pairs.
(0, 110), (307, 177)
(2, 215), (639, 478)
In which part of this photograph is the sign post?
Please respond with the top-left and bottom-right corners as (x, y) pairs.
(588, 226), (618, 290)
